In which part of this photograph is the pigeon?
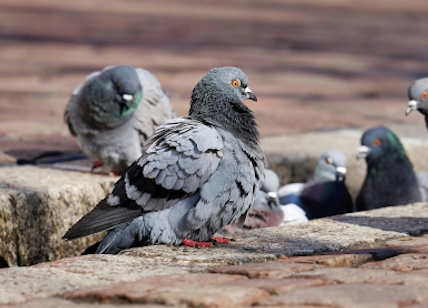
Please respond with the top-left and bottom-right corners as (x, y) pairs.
(356, 126), (422, 211)
(405, 77), (428, 130)
(222, 169), (284, 233)
(63, 66), (265, 254)
(64, 65), (175, 175)
(278, 150), (353, 220)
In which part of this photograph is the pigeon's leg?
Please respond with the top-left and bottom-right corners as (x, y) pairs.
(91, 160), (104, 171)
(210, 237), (231, 244)
(182, 239), (213, 248)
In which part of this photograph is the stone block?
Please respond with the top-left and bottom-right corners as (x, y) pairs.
(257, 284), (428, 308)
(0, 166), (116, 266)
(359, 253), (428, 272)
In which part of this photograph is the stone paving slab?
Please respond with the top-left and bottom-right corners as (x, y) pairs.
(257, 284), (428, 308)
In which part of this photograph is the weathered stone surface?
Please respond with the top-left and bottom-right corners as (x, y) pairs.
(360, 253), (428, 272)
(257, 284), (428, 308)
(0, 298), (169, 308)
(407, 304), (428, 308)
(383, 236), (428, 254)
(369, 269), (428, 288)
(0, 254), (207, 305)
(210, 261), (325, 279)
(292, 267), (397, 283)
(220, 278), (328, 295)
(66, 273), (267, 307)
(0, 166), (116, 266)
(280, 253), (373, 268)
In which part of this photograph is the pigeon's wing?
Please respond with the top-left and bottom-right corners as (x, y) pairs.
(63, 117), (224, 240)
(132, 68), (176, 143)
(64, 70), (102, 136)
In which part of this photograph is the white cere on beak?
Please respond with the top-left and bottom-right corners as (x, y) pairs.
(405, 100), (418, 116)
(122, 94), (133, 101)
(335, 166), (347, 175)
(267, 192), (278, 199)
(244, 87), (252, 93)
(357, 145), (371, 160)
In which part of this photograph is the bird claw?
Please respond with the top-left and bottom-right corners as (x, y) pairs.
(182, 239), (213, 248)
(210, 236), (231, 244)
(91, 160), (104, 171)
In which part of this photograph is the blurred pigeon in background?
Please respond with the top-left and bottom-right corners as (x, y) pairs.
(223, 169), (284, 233)
(278, 150), (353, 220)
(64, 65), (175, 175)
(356, 126), (422, 211)
(405, 77), (428, 130)
(63, 66), (265, 254)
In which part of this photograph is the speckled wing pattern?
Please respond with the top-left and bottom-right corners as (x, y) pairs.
(63, 117), (224, 240)
(133, 68), (176, 143)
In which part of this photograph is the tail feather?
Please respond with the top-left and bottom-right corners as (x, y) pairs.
(63, 199), (144, 240)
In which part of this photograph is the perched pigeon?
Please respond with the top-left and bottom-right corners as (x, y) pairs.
(405, 77), (428, 130)
(278, 150), (353, 220)
(223, 169), (284, 233)
(356, 126), (422, 211)
(64, 65), (175, 175)
(63, 66), (265, 254)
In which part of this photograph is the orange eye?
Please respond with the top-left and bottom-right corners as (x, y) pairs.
(116, 82), (121, 89)
(373, 139), (381, 146)
(423, 92), (428, 98)
(326, 157), (333, 164)
(231, 79), (240, 87)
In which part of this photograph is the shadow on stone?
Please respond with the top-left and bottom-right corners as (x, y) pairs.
(331, 214), (428, 236)
(0, 256), (9, 268)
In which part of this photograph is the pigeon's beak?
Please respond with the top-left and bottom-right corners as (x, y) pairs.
(120, 94), (134, 110)
(405, 100), (418, 116)
(244, 87), (257, 102)
(335, 166), (347, 181)
(356, 145), (371, 160)
(267, 191), (278, 202)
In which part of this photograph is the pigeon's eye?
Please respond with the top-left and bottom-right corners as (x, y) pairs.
(423, 92), (428, 98)
(116, 82), (121, 89)
(325, 157), (333, 165)
(373, 139), (381, 147)
(231, 79), (241, 88)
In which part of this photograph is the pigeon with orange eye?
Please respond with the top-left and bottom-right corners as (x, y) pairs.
(405, 77), (428, 130)
(356, 126), (423, 211)
(278, 150), (353, 220)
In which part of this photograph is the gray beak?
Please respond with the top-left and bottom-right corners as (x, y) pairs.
(405, 100), (418, 116)
(244, 87), (257, 102)
(356, 145), (371, 160)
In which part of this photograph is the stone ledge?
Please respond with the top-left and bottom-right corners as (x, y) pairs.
(0, 166), (117, 266)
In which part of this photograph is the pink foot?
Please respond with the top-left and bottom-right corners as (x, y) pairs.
(91, 160), (104, 171)
(210, 236), (230, 244)
(182, 239), (213, 248)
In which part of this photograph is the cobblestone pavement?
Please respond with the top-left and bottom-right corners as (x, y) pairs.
(1, 235), (428, 307)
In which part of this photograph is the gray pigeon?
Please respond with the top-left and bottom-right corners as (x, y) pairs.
(405, 77), (428, 130)
(64, 65), (175, 175)
(278, 150), (353, 219)
(63, 66), (265, 253)
(223, 169), (284, 233)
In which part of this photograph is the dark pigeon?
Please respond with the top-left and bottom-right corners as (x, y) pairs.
(64, 65), (175, 175)
(63, 66), (265, 254)
(356, 126), (422, 211)
(278, 150), (353, 220)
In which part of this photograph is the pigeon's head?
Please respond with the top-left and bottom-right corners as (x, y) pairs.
(312, 150), (348, 182)
(357, 126), (406, 163)
(261, 169), (280, 194)
(80, 65), (142, 127)
(406, 78), (428, 118)
(189, 66), (257, 117)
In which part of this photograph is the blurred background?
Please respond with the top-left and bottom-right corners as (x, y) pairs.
(1, 0), (428, 160)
